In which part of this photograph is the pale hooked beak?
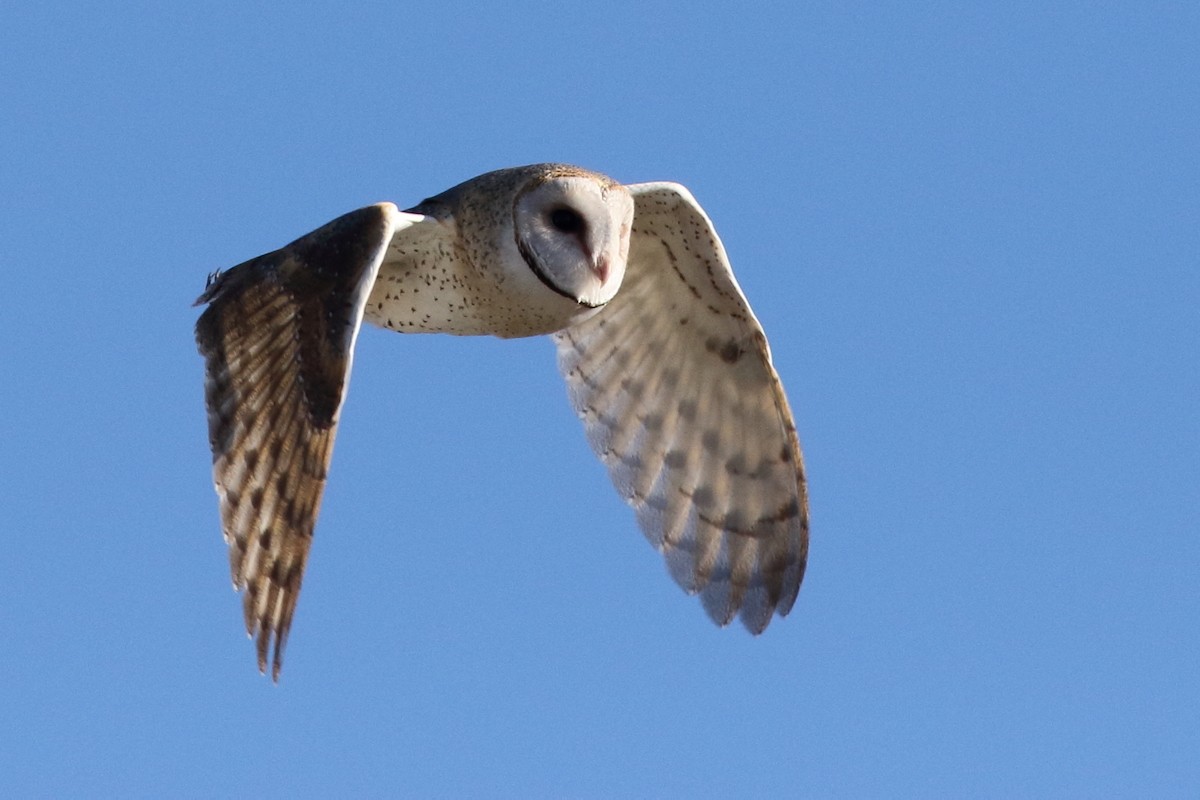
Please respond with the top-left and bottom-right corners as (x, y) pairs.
(592, 252), (611, 284)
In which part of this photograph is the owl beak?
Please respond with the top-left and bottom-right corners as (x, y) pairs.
(591, 252), (611, 285)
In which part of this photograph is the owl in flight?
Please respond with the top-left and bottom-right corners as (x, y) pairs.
(195, 164), (809, 679)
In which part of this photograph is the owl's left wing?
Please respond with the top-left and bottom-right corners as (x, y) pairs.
(553, 182), (808, 633)
(195, 202), (420, 679)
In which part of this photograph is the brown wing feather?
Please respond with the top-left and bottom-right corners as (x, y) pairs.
(195, 204), (396, 679)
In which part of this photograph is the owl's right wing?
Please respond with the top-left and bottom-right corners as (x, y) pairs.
(553, 182), (808, 634)
(194, 202), (424, 680)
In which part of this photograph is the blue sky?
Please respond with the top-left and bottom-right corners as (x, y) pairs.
(1, 1), (1197, 796)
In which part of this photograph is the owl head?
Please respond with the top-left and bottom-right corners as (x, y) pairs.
(511, 167), (634, 309)
(422, 164), (634, 317)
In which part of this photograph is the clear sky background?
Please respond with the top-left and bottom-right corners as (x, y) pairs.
(1, 2), (1197, 796)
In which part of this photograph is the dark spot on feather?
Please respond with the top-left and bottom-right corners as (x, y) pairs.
(621, 378), (645, 399)
(761, 551), (790, 579)
(703, 336), (743, 364)
(719, 509), (748, 532)
(768, 498), (801, 522)
(761, 555), (789, 607)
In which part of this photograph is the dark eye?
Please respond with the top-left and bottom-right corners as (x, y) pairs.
(548, 206), (585, 234)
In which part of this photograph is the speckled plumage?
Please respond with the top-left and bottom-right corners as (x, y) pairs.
(195, 164), (808, 678)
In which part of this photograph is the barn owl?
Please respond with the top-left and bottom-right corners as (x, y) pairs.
(195, 163), (809, 679)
